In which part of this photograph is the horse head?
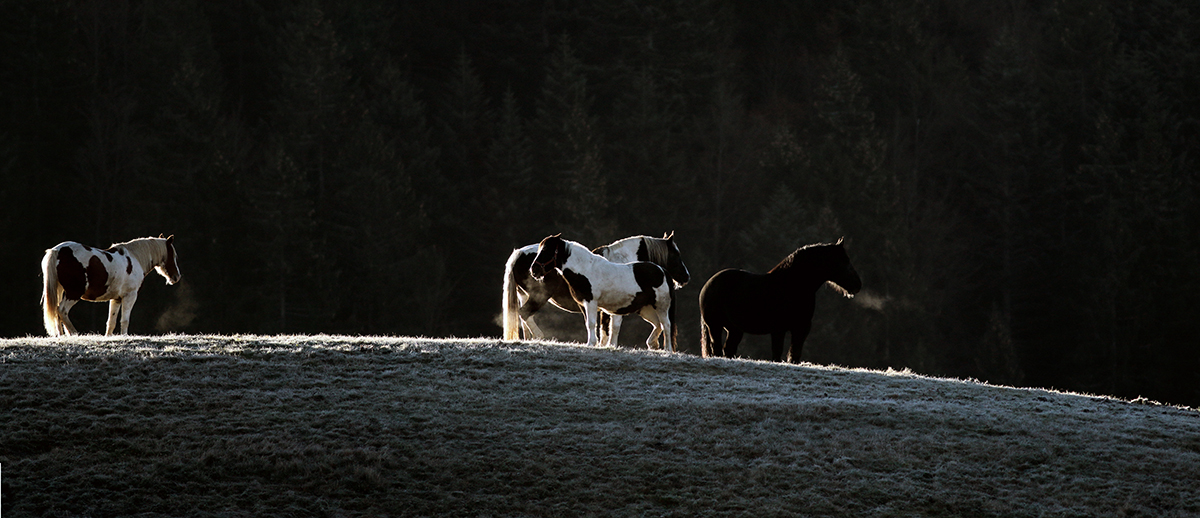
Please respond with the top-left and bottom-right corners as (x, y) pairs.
(826, 238), (861, 298)
(156, 235), (182, 285)
(531, 234), (567, 281)
(660, 232), (691, 288)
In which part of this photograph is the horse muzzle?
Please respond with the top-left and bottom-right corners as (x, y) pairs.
(843, 272), (862, 297)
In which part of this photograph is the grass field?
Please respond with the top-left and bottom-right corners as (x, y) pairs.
(2, 335), (1199, 517)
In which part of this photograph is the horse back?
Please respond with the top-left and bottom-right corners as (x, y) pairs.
(699, 268), (811, 332)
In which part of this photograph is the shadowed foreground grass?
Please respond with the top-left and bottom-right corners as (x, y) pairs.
(1, 335), (1199, 517)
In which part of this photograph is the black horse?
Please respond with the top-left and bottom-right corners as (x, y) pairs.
(699, 239), (861, 363)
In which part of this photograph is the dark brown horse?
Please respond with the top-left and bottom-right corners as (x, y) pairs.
(699, 239), (861, 362)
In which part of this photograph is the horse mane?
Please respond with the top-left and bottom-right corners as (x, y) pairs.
(111, 237), (167, 272)
(768, 241), (854, 296)
(641, 237), (673, 266)
(767, 242), (834, 274)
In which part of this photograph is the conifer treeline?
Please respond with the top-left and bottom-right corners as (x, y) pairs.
(4, 0), (1197, 405)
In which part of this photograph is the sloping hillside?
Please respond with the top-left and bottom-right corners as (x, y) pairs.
(1, 335), (1198, 517)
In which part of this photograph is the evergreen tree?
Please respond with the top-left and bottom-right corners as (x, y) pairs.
(139, 0), (251, 333)
(970, 25), (1053, 384)
(607, 63), (686, 230)
(532, 35), (610, 244)
(252, 0), (354, 332)
(487, 87), (536, 243)
(362, 63), (453, 334)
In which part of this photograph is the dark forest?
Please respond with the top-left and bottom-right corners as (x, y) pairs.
(3, 0), (1198, 405)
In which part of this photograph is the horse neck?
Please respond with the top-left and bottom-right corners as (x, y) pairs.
(562, 240), (607, 273)
(603, 236), (670, 267)
(769, 255), (826, 292)
(597, 236), (642, 262)
(119, 238), (165, 273)
(640, 238), (673, 267)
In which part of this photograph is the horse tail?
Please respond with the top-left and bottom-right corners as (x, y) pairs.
(669, 281), (678, 352)
(700, 317), (712, 358)
(41, 247), (63, 337)
(502, 248), (523, 341)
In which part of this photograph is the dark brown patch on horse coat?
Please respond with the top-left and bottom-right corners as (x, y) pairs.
(56, 248), (110, 301)
(83, 256), (109, 300)
(126, 256), (133, 275)
(561, 269), (594, 303)
(56, 248), (88, 301)
(615, 262), (664, 314)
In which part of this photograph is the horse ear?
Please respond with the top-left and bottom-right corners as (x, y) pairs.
(663, 231), (674, 240)
(158, 233), (165, 238)
(836, 236), (845, 245)
(166, 235), (175, 244)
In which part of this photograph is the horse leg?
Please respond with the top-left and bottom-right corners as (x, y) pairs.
(607, 315), (624, 348)
(656, 306), (673, 353)
(724, 328), (744, 358)
(518, 298), (546, 340)
(638, 307), (664, 351)
(522, 316), (545, 340)
(789, 321), (812, 364)
(643, 316), (662, 350)
(59, 299), (79, 335)
(119, 291), (139, 335)
(771, 332), (786, 362)
(598, 312), (610, 346)
(106, 299), (122, 335)
(581, 301), (601, 347)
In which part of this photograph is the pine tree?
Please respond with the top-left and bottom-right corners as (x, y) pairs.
(139, 0), (251, 333)
(252, 0), (354, 332)
(968, 24), (1062, 384)
(487, 87), (536, 243)
(437, 48), (492, 183)
(607, 63), (686, 230)
(532, 34), (610, 244)
(361, 63), (453, 334)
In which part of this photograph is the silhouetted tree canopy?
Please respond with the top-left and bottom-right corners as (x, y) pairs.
(5, 0), (1198, 405)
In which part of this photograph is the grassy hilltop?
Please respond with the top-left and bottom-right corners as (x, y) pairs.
(2, 335), (1198, 517)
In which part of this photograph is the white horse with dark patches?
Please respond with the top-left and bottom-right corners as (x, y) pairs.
(528, 234), (675, 352)
(502, 233), (689, 346)
(41, 235), (182, 336)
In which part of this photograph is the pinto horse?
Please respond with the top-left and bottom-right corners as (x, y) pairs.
(699, 238), (861, 363)
(528, 234), (675, 351)
(502, 233), (689, 346)
(41, 235), (181, 336)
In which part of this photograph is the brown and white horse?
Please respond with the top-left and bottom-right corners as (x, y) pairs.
(528, 234), (675, 352)
(41, 235), (181, 336)
(502, 233), (689, 346)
